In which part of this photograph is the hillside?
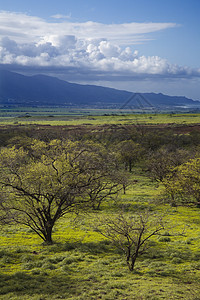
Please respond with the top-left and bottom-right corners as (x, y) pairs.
(0, 70), (199, 109)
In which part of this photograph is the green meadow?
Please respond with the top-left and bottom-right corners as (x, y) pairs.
(0, 110), (200, 299)
(0, 171), (200, 299)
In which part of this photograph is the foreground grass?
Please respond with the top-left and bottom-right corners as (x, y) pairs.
(0, 174), (200, 299)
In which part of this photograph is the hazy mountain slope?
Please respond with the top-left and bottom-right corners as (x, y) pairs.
(0, 70), (199, 108)
(0, 70), (130, 106)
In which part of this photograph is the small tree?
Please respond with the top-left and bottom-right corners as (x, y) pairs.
(0, 139), (123, 244)
(96, 211), (164, 271)
(147, 148), (189, 182)
(163, 158), (200, 207)
(86, 176), (123, 210)
(116, 140), (144, 172)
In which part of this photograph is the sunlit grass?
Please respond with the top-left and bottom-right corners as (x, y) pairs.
(1, 169), (200, 299)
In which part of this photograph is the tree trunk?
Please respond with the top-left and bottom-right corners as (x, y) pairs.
(126, 247), (132, 270)
(170, 193), (177, 207)
(44, 223), (53, 244)
(125, 162), (128, 171)
(123, 184), (126, 194)
(129, 161), (132, 173)
(130, 255), (137, 271)
(130, 245), (140, 271)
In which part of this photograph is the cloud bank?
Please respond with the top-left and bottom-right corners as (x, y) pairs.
(0, 11), (199, 81)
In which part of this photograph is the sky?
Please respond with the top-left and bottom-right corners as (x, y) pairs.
(0, 0), (200, 99)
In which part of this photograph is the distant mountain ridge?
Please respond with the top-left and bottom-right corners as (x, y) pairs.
(0, 69), (199, 109)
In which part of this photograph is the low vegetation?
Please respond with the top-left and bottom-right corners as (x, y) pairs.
(0, 112), (200, 299)
(1, 106), (200, 126)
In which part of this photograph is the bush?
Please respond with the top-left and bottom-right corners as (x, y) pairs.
(21, 262), (35, 270)
(191, 262), (200, 270)
(20, 254), (33, 263)
(0, 250), (8, 258)
(62, 265), (70, 272)
(61, 256), (80, 265)
(192, 251), (200, 261)
(42, 262), (57, 270)
(158, 236), (171, 242)
(45, 255), (65, 264)
(171, 257), (183, 264)
(31, 268), (41, 275)
(13, 271), (32, 280)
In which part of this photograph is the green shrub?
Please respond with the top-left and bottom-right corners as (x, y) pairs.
(148, 261), (167, 269)
(13, 271), (32, 280)
(145, 248), (164, 259)
(191, 262), (200, 270)
(192, 251), (200, 261)
(42, 262), (57, 270)
(164, 245), (193, 261)
(171, 257), (183, 264)
(45, 255), (65, 264)
(0, 250), (9, 258)
(1, 256), (12, 264)
(62, 242), (78, 251)
(61, 256), (78, 265)
(161, 231), (171, 236)
(62, 265), (70, 272)
(31, 268), (42, 275)
(20, 254), (33, 263)
(15, 247), (28, 254)
(158, 236), (171, 242)
(21, 262), (35, 270)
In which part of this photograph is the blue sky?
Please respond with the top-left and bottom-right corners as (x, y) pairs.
(0, 0), (199, 99)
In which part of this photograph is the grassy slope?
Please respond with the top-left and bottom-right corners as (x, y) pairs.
(0, 171), (200, 299)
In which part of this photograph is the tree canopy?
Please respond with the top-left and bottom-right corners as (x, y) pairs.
(0, 139), (123, 243)
(163, 158), (200, 207)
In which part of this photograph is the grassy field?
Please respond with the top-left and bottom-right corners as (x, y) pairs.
(0, 170), (200, 299)
(1, 106), (200, 126)
(1, 109), (200, 299)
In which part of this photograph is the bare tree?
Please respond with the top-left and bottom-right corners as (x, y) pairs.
(96, 211), (164, 271)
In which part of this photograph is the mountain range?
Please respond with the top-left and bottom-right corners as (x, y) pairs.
(0, 69), (199, 109)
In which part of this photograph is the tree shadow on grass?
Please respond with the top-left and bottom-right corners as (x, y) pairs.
(0, 272), (73, 298)
(77, 240), (113, 255)
(0, 240), (118, 299)
(46, 239), (114, 255)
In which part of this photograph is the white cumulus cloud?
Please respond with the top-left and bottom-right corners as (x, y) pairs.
(0, 11), (199, 81)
